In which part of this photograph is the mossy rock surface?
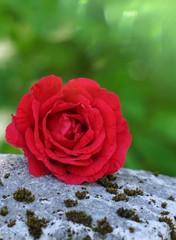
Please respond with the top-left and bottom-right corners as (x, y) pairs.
(0, 154), (176, 240)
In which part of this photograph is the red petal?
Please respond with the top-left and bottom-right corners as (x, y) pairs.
(44, 159), (66, 176)
(62, 88), (92, 103)
(15, 93), (34, 132)
(25, 129), (67, 176)
(63, 78), (100, 94)
(86, 162), (109, 182)
(56, 162), (109, 184)
(46, 149), (93, 166)
(25, 152), (50, 176)
(50, 132), (82, 149)
(51, 161), (110, 184)
(25, 127), (47, 161)
(74, 128), (94, 149)
(56, 173), (90, 184)
(107, 119), (132, 174)
(32, 99), (45, 155)
(74, 107), (105, 154)
(97, 89), (122, 122)
(66, 98), (117, 176)
(30, 75), (62, 103)
(5, 116), (26, 148)
(41, 97), (77, 118)
(47, 112), (71, 135)
(47, 131), (81, 156)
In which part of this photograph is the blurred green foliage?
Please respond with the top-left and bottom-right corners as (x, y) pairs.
(0, 0), (176, 176)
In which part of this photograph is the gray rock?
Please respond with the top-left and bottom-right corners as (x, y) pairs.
(0, 154), (176, 240)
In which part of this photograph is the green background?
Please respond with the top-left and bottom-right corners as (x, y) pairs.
(0, 0), (176, 176)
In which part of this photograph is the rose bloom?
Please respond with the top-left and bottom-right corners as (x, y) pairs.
(6, 75), (132, 184)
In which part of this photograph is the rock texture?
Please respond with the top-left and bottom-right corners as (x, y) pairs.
(0, 154), (176, 240)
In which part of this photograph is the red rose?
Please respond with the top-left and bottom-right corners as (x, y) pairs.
(6, 75), (132, 184)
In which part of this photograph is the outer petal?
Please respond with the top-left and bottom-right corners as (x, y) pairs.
(106, 119), (132, 174)
(30, 75), (62, 103)
(96, 89), (132, 173)
(56, 162), (109, 184)
(97, 89), (122, 120)
(32, 99), (45, 155)
(15, 93), (34, 132)
(55, 172), (90, 184)
(62, 89), (92, 105)
(41, 98), (77, 118)
(25, 151), (50, 176)
(44, 159), (66, 176)
(6, 116), (25, 148)
(25, 128), (47, 162)
(62, 78), (101, 95)
(86, 162), (110, 182)
(46, 149), (93, 166)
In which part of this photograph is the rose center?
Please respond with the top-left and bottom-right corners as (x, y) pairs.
(47, 112), (87, 140)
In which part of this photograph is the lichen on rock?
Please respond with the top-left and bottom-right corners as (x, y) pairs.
(0, 154), (176, 240)
(13, 188), (35, 203)
(65, 210), (92, 227)
(26, 210), (48, 239)
(93, 217), (113, 235)
(0, 206), (8, 216)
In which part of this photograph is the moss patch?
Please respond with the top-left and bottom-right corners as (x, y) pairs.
(0, 206), (8, 216)
(129, 227), (135, 233)
(2, 195), (8, 199)
(112, 193), (129, 202)
(117, 207), (135, 218)
(168, 195), (175, 201)
(0, 178), (3, 186)
(26, 209), (35, 217)
(26, 210), (47, 240)
(152, 171), (159, 177)
(4, 173), (10, 179)
(159, 217), (176, 240)
(107, 175), (117, 181)
(117, 207), (143, 223)
(13, 188), (35, 203)
(7, 219), (16, 227)
(148, 199), (156, 204)
(106, 187), (117, 194)
(65, 210), (92, 227)
(161, 211), (170, 215)
(67, 227), (75, 239)
(39, 198), (48, 202)
(82, 235), (91, 240)
(97, 176), (118, 188)
(161, 202), (167, 208)
(93, 217), (113, 236)
(75, 191), (89, 199)
(124, 188), (143, 196)
(64, 199), (78, 208)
